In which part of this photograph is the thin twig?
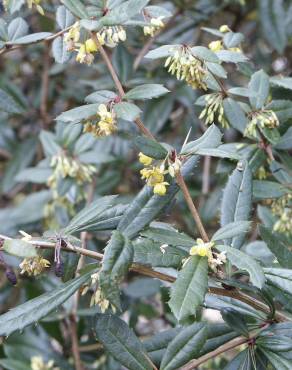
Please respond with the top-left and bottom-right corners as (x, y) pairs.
(91, 33), (156, 141)
(202, 156), (211, 195)
(40, 42), (51, 128)
(0, 234), (288, 322)
(0, 27), (71, 56)
(175, 170), (209, 242)
(69, 314), (84, 370)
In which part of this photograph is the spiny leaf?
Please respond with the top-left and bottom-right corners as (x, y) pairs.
(95, 314), (153, 370)
(169, 255), (208, 322)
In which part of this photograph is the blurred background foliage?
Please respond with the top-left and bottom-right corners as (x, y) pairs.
(0, 0), (291, 369)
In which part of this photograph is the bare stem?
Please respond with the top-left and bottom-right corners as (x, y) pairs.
(175, 170), (209, 242)
(91, 33), (156, 141)
(69, 314), (84, 370)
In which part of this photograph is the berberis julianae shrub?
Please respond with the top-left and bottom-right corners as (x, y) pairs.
(0, 1), (292, 369)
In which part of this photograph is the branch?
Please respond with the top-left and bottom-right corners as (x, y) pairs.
(0, 234), (288, 322)
(0, 27), (71, 56)
(90, 33), (156, 141)
(69, 314), (84, 370)
(175, 170), (210, 242)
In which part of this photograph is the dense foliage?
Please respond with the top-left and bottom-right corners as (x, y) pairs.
(0, 0), (292, 369)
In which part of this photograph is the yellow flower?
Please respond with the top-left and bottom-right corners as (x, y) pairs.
(64, 22), (80, 51)
(31, 356), (57, 370)
(85, 38), (98, 53)
(219, 25), (231, 33)
(143, 17), (165, 37)
(97, 26), (126, 48)
(20, 256), (50, 276)
(153, 182), (169, 196)
(190, 238), (213, 258)
(139, 152), (153, 166)
(27, 0), (44, 15)
(208, 40), (223, 52)
(76, 44), (95, 65)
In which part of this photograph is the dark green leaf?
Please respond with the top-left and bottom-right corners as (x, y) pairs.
(125, 84), (169, 100)
(134, 136), (168, 159)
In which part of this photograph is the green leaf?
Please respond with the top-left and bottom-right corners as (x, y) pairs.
(16, 167), (52, 184)
(11, 32), (52, 44)
(64, 195), (119, 234)
(125, 84), (169, 100)
(95, 314), (152, 370)
(264, 268), (292, 296)
(253, 180), (289, 199)
(257, 334), (292, 352)
(141, 226), (195, 248)
(134, 136), (168, 159)
(181, 124), (222, 155)
(56, 5), (75, 29)
(217, 245), (265, 288)
(56, 103), (99, 123)
(160, 323), (207, 370)
(3, 239), (37, 258)
(220, 161), (252, 249)
(260, 349), (291, 370)
(270, 76), (292, 90)
(0, 88), (23, 114)
(212, 221), (251, 242)
(275, 127), (292, 150)
(221, 308), (249, 336)
(215, 50), (248, 63)
(223, 98), (248, 133)
(0, 359), (31, 370)
(113, 102), (141, 121)
(194, 147), (240, 159)
(260, 226), (292, 269)
(52, 37), (71, 64)
(258, 126), (280, 145)
(85, 90), (117, 104)
(248, 70), (270, 110)
(101, 0), (149, 26)
(7, 18), (28, 41)
(259, 0), (287, 54)
(191, 46), (219, 63)
(144, 45), (177, 59)
(267, 100), (292, 124)
(133, 238), (187, 268)
(99, 231), (134, 309)
(39, 130), (61, 157)
(169, 255), (208, 322)
(117, 157), (199, 238)
(61, 0), (89, 19)
(223, 32), (244, 48)
(0, 271), (93, 336)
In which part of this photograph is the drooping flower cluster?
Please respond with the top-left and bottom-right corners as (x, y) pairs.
(31, 356), (59, 370)
(199, 93), (229, 128)
(19, 256), (50, 276)
(165, 46), (208, 90)
(83, 103), (117, 137)
(81, 272), (116, 313)
(189, 238), (226, 271)
(97, 26), (127, 48)
(143, 17), (165, 37)
(245, 110), (279, 138)
(63, 21), (127, 65)
(271, 193), (292, 236)
(64, 22), (81, 51)
(256, 166), (268, 180)
(139, 152), (182, 196)
(47, 153), (96, 189)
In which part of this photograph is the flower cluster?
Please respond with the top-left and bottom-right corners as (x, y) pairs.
(199, 93), (229, 128)
(189, 238), (226, 271)
(47, 153), (96, 189)
(271, 194), (292, 236)
(31, 356), (59, 370)
(64, 22), (80, 51)
(143, 17), (165, 37)
(75, 37), (102, 65)
(208, 25), (241, 53)
(83, 104), (117, 137)
(165, 46), (208, 90)
(81, 272), (115, 313)
(19, 256), (50, 276)
(97, 26), (127, 48)
(27, 0), (44, 15)
(245, 110), (279, 138)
